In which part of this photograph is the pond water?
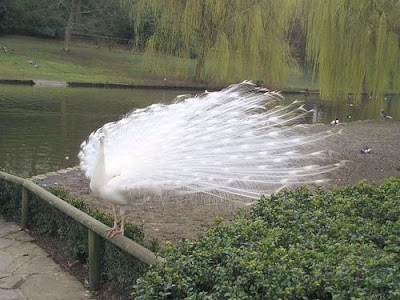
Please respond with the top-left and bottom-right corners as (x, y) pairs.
(0, 84), (398, 177)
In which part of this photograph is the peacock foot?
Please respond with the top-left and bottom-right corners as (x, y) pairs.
(108, 228), (124, 238)
(106, 225), (120, 237)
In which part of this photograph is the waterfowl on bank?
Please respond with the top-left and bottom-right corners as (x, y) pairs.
(360, 146), (371, 154)
(330, 118), (339, 125)
(380, 109), (392, 119)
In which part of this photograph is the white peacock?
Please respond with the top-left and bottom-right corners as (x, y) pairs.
(79, 81), (343, 237)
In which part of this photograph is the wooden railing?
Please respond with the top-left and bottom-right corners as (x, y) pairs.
(0, 171), (165, 291)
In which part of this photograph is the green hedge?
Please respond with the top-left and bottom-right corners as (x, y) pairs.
(2, 173), (399, 299)
(0, 176), (158, 292)
(132, 178), (400, 299)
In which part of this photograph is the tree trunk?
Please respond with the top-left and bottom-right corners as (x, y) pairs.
(195, 48), (206, 80)
(75, 0), (82, 24)
(63, 0), (78, 52)
(194, 2), (206, 81)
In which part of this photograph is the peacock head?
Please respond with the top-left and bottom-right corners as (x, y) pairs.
(98, 133), (105, 144)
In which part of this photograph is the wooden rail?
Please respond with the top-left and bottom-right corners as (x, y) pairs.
(0, 171), (165, 291)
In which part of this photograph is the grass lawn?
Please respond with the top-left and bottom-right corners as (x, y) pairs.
(0, 35), (197, 85)
(0, 34), (315, 89)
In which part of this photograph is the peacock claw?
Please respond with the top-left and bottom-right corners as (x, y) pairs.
(106, 226), (119, 237)
(109, 229), (124, 238)
(106, 225), (125, 237)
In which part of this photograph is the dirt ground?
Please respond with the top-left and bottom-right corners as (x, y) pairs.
(33, 120), (400, 246)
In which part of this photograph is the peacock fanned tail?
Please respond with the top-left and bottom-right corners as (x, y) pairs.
(79, 81), (344, 203)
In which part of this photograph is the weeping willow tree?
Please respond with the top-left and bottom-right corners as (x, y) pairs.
(305, 0), (400, 99)
(124, 0), (400, 98)
(128, 0), (300, 87)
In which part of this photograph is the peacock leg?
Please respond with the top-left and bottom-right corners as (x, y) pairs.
(107, 205), (120, 236)
(109, 208), (125, 237)
(120, 214), (125, 236)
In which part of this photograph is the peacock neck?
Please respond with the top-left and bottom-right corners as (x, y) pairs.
(92, 139), (107, 187)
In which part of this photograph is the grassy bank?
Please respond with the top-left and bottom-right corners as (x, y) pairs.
(0, 35), (316, 90)
(0, 35), (194, 85)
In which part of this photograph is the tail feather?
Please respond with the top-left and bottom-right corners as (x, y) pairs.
(79, 81), (344, 202)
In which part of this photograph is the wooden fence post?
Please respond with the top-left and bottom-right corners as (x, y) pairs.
(88, 228), (101, 291)
(21, 187), (30, 230)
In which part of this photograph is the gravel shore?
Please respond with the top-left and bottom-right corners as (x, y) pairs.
(33, 120), (400, 245)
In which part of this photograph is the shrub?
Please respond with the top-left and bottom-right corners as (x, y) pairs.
(132, 178), (400, 299)
(0, 173), (157, 293)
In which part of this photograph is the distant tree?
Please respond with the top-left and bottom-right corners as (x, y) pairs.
(305, 0), (400, 99)
(129, 0), (400, 98)
(0, 0), (65, 37)
(73, 0), (133, 40)
(129, 0), (300, 86)
(62, 0), (78, 52)
(61, 0), (133, 52)
(0, 0), (11, 31)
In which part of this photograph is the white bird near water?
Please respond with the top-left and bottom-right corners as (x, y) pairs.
(79, 81), (344, 237)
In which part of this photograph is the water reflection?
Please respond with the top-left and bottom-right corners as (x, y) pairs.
(0, 84), (398, 176)
(0, 85), (196, 176)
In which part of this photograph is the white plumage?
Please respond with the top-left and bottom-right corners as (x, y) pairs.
(79, 81), (343, 236)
